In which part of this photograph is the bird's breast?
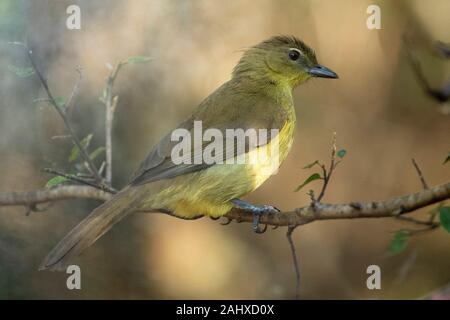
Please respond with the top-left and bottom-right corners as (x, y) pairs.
(243, 118), (295, 190)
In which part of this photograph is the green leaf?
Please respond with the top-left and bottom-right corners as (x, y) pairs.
(388, 230), (409, 254)
(126, 56), (152, 64)
(69, 134), (93, 163)
(8, 65), (35, 78)
(89, 146), (105, 161)
(54, 96), (66, 109)
(45, 176), (69, 188)
(337, 149), (347, 158)
(294, 173), (321, 192)
(302, 160), (319, 169)
(439, 206), (450, 233)
(443, 152), (450, 165)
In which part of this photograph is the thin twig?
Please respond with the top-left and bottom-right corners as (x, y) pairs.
(317, 132), (340, 202)
(103, 62), (124, 186)
(286, 226), (300, 299)
(411, 158), (429, 189)
(43, 168), (117, 194)
(395, 214), (438, 227)
(402, 224), (440, 236)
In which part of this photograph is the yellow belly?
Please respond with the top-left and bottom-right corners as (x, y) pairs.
(139, 120), (295, 218)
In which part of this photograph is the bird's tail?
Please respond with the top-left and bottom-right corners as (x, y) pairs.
(39, 186), (144, 271)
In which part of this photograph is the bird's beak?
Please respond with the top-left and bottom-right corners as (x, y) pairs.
(308, 65), (339, 79)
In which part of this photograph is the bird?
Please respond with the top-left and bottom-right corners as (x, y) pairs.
(40, 35), (338, 271)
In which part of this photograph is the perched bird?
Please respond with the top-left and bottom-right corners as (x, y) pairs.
(40, 35), (338, 271)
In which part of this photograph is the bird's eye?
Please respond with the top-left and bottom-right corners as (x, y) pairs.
(288, 49), (300, 61)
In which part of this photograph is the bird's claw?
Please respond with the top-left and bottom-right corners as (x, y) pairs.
(230, 199), (279, 234)
(252, 205), (279, 234)
(253, 221), (268, 234)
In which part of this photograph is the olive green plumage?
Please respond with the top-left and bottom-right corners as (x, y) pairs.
(40, 35), (338, 271)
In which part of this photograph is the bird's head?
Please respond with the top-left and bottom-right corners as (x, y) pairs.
(233, 35), (338, 88)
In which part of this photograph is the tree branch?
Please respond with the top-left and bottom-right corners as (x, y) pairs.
(0, 186), (111, 207)
(1, 182), (448, 228)
(225, 182), (450, 227)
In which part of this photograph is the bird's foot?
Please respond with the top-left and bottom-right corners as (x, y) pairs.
(231, 199), (280, 234)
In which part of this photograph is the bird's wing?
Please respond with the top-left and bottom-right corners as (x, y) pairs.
(129, 86), (288, 186)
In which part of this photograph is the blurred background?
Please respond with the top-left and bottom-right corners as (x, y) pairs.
(0, 0), (449, 299)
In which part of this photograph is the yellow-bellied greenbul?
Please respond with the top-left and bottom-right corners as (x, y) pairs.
(40, 35), (338, 271)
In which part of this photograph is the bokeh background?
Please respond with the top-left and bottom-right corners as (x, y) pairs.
(0, 0), (449, 299)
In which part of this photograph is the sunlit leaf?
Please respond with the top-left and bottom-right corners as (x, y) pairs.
(89, 146), (105, 161)
(439, 206), (450, 233)
(388, 230), (409, 254)
(69, 134), (93, 163)
(337, 149), (347, 158)
(45, 176), (68, 188)
(294, 173), (321, 192)
(126, 56), (152, 64)
(8, 65), (34, 78)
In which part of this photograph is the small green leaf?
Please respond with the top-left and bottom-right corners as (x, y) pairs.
(45, 176), (69, 188)
(337, 149), (347, 158)
(54, 96), (66, 109)
(443, 152), (450, 165)
(8, 65), (35, 78)
(126, 56), (152, 64)
(294, 173), (321, 192)
(89, 146), (105, 161)
(69, 134), (93, 163)
(388, 230), (409, 254)
(439, 206), (450, 233)
(302, 160), (319, 169)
